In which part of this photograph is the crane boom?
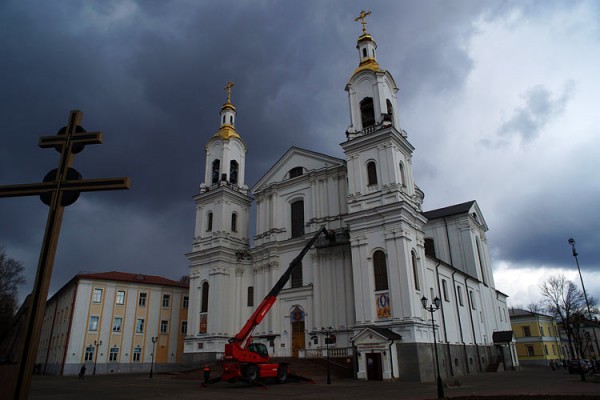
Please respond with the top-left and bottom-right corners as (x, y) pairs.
(231, 225), (327, 344)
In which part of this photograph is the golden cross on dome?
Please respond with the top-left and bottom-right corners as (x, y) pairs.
(354, 10), (372, 34)
(224, 81), (235, 102)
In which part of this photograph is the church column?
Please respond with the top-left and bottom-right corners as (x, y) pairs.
(312, 253), (322, 330)
(351, 235), (371, 324)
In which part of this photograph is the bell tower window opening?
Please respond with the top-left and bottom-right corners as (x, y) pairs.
(231, 212), (238, 232)
(230, 160), (239, 185)
(367, 161), (378, 186)
(290, 200), (305, 238)
(399, 162), (406, 186)
(411, 250), (420, 291)
(211, 159), (220, 184)
(362, 48), (367, 58)
(385, 99), (393, 122)
(201, 282), (209, 313)
(206, 212), (213, 232)
(373, 250), (389, 291)
(360, 97), (375, 128)
(222, 115), (225, 124)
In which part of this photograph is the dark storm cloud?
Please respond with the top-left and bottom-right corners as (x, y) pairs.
(2, 0), (595, 304)
(497, 82), (574, 142)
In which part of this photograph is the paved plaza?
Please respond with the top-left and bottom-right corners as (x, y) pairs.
(27, 366), (600, 400)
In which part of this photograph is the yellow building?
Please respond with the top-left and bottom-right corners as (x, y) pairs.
(36, 271), (188, 375)
(509, 308), (567, 366)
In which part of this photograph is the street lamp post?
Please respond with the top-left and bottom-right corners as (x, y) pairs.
(150, 337), (157, 378)
(322, 327), (332, 384)
(568, 238), (599, 365)
(421, 296), (444, 399)
(92, 340), (102, 375)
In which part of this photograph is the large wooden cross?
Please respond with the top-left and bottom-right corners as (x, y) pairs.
(0, 110), (130, 400)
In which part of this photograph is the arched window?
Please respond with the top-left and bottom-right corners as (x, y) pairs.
(290, 200), (305, 238)
(206, 212), (213, 232)
(291, 261), (303, 288)
(231, 213), (238, 232)
(373, 250), (388, 291)
(411, 250), (420, 291)
(362, 48), (367, 58)
(230, 116), (233, 124)
(360, 97), (375, 128)
(367, 161), (378, 186)
(289, 166), (303, 178)
(201, 282), (209, 313)
(211, 159), (220, 184)
(230, 160), (239, 185)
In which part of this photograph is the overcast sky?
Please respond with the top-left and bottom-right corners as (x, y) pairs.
(1, 0), (598, 308)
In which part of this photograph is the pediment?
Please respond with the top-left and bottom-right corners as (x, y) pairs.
(351, 327), (402, 345)
(251, 146), (345, 194)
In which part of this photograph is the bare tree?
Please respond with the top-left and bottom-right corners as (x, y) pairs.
(526, 302), (544, 313)
(0, 246), (26, 341)
(178, 275), (190, 285)
(539, 274), (597, 360)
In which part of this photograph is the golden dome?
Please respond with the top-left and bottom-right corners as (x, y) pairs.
(352, 57), (381, 76)
(221, 100), (236, 112)
(213, 124), (240, 141)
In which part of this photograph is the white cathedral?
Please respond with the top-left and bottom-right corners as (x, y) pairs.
(185, 15), (516, 382)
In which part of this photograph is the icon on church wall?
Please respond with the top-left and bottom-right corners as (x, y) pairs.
(291, 306), (305, 322)
(200, 314), (208, 334)
(376, 292), (391, 318)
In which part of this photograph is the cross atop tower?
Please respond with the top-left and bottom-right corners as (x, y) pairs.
(354, 10), (372, 35)
(225, 80), (235, 102)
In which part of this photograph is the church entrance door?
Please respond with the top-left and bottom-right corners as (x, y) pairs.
(290, 306), (305, 358)
(366, 353), (383, 380)
(291, 321), (305, 357)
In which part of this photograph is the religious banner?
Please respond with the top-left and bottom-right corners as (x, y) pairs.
(199, 314), (208, 334)
(291, 306), (305, 322)
(376, 292), (391, 318)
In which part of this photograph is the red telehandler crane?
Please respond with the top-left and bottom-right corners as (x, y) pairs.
(216, 225), (329, 384)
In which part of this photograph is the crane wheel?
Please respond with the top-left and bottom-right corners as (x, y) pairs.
(277, 366), (288, 383)
(244, 364), (259, 382)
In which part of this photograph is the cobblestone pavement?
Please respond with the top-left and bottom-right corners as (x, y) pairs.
(28, 366), (600, 400)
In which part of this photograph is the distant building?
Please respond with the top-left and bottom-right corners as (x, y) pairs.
(185, 15), (514, 382)
(36, 271), (188, 375)
(509, 308), (566, 366)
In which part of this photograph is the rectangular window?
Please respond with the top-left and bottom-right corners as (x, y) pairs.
(247, 287), (254, 307)
(160, 320), (169, 334)
(136, 318), (145, 333)
(457, 286), (464, 306)
(523, 326), (531, 337)
(138, 292), (147, 307)
(112, 317), (123, 333)
(116, 290), (125, 305)
(182, 296), (189, 309)
(527, 346), (534, 356)
(544, 345), (548, 355)
(133, 347), (141, 362)
(89, 316), (99, 331)
(84, 346), (94, 361)
(540, 326), (545, 336)
(93, 288), (103, 303)
(469, 290), (476, 310)
(291, 263), (303, 288)
(290, 200), (305, 238)
(162, 294), (171, 308)
(109, 347), (119, 362)
(181, 320), (188, 335)
(442, 280), (449, 301)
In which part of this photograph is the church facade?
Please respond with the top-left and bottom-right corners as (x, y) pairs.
(185, 16), (515, 382)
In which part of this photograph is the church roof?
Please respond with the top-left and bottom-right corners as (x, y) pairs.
(492, 330), (514, 343)
(422, 200), (476, 220)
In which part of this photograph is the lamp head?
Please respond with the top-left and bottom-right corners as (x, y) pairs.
(420, 296), (428, 309)
(568, 238), (575, 246)
(433, 297), (441, 309)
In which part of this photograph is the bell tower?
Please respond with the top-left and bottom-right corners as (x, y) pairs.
(342, 12), (427, 328)
(187, 82), (252, 351)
